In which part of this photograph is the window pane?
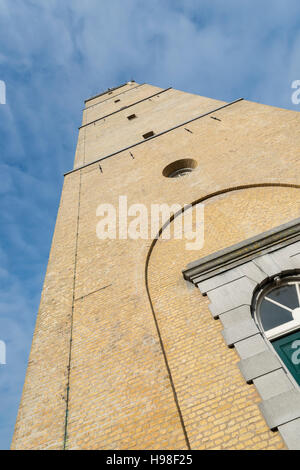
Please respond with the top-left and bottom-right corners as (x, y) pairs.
(267, 284), (299, 310)
(260, 298), (293, 331)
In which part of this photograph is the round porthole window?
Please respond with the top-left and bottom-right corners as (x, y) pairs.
(162, 159), (197, 178)
(255, 275), (300, 386)
(255, 276), (300, 340)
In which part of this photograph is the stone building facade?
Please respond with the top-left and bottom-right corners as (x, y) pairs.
(12, 82), (300, 449)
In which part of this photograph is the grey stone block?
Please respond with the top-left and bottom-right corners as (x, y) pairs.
(222, 319), (259, 347)
(290, 253), (300, 269)
(259, 390), (300, 430)
(197, 261), (265, 295)
(207, 277), (257, 318)
(285, 240), (300, 254)
(278, 418), (300, 450)
(219, 305), (252, 328)
(235, 334), (268, 360)
(197, 271), (242, 295)
(272, 243), (300, 270)
(253, 254), (282, 277)
(254, 369), (294, 401)
(239, 350), (282, 383)
(253, 248), (298, 277)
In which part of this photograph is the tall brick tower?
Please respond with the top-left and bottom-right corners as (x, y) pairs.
(12, 82), (300, 450)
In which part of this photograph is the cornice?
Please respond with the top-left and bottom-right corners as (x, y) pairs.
(183, 217), (300, 284)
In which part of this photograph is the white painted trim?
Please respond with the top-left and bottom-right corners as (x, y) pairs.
(266, 320), (300, 341)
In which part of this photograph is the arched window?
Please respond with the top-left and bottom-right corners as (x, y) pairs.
(255, 276), (300, 386)
(183, 217), (300, 448)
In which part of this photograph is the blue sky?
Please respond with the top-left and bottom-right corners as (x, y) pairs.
(0, 0), (300, 450)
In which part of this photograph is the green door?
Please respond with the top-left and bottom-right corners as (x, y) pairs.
(272, 330), (300, 386)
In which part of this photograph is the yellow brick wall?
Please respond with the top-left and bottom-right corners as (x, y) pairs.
(12, 82), (300, 449)
(11, 172), (81, 449)
(148, 186), (300, 450)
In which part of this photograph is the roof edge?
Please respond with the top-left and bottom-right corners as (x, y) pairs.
(84, 81), (136, 104)
(183, 216), (300, 283)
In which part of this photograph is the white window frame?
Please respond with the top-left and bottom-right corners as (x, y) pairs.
(255, 277), (300, 341)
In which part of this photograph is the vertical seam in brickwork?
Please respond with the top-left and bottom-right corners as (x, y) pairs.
(145, 253), (191, 450)
(83, 108), (87, 165)
(63, 170), (82, 450)
(83, 127), (86, 165)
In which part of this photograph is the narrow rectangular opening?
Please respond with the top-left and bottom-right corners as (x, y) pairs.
(142, 131), (155, 139)
(114, 99), (120, 103)
(127, 114), (137, 121)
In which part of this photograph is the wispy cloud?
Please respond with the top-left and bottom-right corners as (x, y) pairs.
(0, 0), (300, 449)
